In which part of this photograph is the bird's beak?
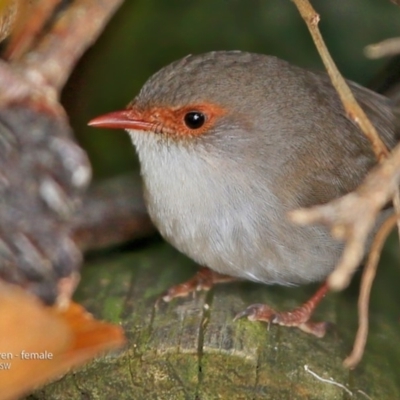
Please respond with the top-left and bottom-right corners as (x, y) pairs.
(88, 109), (154, 131)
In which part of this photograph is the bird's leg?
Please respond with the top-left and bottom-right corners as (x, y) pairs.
(234, 282), (329, 338)
(162, 266), (239, 302)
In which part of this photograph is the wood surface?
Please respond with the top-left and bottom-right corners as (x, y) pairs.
(33, 241), (400, 399)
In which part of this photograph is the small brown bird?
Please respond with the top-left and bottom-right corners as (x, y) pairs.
(89, 51), (399, 337)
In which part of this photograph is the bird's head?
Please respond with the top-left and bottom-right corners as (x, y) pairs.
(88, 51), (290, 154)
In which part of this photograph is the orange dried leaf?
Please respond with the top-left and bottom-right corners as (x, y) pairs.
(0, 281), (126, 400)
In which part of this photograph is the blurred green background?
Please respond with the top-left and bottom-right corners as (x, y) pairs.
(62, 0), (400, 180)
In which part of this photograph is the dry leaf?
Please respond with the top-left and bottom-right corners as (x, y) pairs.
(0, 281), (126, 400)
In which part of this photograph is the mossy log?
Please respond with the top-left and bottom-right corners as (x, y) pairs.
(33, 241), (400, 399)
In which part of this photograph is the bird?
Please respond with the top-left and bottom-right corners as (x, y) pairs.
(89, 51), (399, 337)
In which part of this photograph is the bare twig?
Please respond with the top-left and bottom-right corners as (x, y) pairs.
(4, 0), (61, 60)
(291, 141), (400, 290)
(17, 0), (125, 92)
(0, 0), (20, 42)
(365, 37), (400, 59)
(291, 0), (400, 290)
(343, 214), (398, 369)
(0, 1), (126, 110)
(292, 0), (389, 161)
(291, 0), (400, 286)
(291, 0), (400, 367)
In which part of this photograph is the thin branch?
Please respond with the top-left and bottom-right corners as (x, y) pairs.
(291, 0), (400, 293)
(291, 141), (400, 289)
(365, 37), (400, 59)
(0, 0), (125, 110)
(292, 0), (389, 161)
(291, 0), (400, 368)
(343, 214), (398, 369)
(0, 0), (20, 42)
(17, 0), (125, 92)
(4, 0), (61, 60)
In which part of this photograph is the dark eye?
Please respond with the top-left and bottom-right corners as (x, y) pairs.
(184, 112), (205, 129)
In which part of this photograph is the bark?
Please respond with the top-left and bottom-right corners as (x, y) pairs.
(34, 242), (400, 399)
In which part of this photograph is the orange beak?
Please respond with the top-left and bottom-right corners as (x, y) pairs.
(88, 109), (154, 131)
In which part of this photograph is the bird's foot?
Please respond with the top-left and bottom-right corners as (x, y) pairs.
(234, 283), (329, 338)
(161, 266), (238, 302)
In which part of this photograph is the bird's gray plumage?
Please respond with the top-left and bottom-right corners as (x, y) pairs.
(128, 51), (399, 285)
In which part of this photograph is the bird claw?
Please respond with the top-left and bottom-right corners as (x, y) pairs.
(233, 304), (277, 322)
(234, 301), (329, 338)
(159, 267), (238, 303)
(234, 283), (330, 337)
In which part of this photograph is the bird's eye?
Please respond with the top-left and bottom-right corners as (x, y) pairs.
(184, 111), (206, 129)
